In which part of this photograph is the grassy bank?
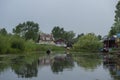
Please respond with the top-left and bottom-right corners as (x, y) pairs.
(0, 34), (101, 54)
(0, 34), (65, 54)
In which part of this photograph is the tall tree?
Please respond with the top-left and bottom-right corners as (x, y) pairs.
(13, 21), (39, 41)
(109, 1), (120, 36)
(74, 33), (84, 43)
(52, 26), (65, 40)
(52, 26), (75, 42)
(97, 35), (102, 40)
(0, 28), (7, 35)
(63, 31), (75, 42)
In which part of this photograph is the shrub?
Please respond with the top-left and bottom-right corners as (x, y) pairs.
(25, 40), (38, 51)
(73, 33), (102, 52)
(10, 36), (25, 52)
(0, 35), (10, 54)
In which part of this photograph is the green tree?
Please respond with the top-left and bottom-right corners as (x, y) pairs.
(73, 33), (102, 52)
(63, 31), (75, 42)
(77, 33), (84, 38)
(74, 33), (84, 43)
(109, 1), (120, 36)
(52, 26), (75, 42)
(13, 21), (39, 41)
(52, 26), (65, 40)
(97, 35), (102, 40)
(0, 28), (7, 35)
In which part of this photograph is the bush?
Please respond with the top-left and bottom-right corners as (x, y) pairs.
(73, 33), (102, 52)
(25, 40), (38, 51)
(10, 36), (25, 53)
(0, 35), (10, 53)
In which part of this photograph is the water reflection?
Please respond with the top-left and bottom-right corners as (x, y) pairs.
(0, 53), (120, 80)
(51, 54), (74, 73)
(0, 63), (9, 74)
(38, 54), (74, 74)
(75, 54), (101, 70)
(102, 53), (120, 80)
(11, 55), (38, 78)
(38, 56), (53, 66)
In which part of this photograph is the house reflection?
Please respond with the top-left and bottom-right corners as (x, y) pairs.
(38, 54), (74, 73)
(38, 56), (53, 66)
(103, 54), (120, 79)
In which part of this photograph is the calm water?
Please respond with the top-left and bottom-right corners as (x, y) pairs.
(0, 53), (120, 80)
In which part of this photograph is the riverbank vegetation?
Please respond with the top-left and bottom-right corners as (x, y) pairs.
(0, 21), (103, 54)
(0, 33), (102, 54)
(73, 33), (102, 52)
(0, 34), (65, 54)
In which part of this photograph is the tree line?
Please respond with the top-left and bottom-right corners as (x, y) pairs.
(0, 21), (103, 53)
(1, 21), (102, 44)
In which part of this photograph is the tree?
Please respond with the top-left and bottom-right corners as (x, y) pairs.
(13, 21), (39, 41)
(0, 28), (7, 35)
(97, 35), (102, 40)
(52, 26), (65, 40)
(74, 33), (84, 43)
(52, 26), (75, 42)
(77, 33), (84, 38)
(109, 1), (120, 36)
(63, 31), (75, 42)
(73, 33), (102, 52)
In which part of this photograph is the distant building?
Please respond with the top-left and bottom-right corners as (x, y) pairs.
(102, 35), (117, 51)
(38, 33), (55, 44)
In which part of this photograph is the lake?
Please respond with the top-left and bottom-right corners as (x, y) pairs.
(0, 52), (120, 80)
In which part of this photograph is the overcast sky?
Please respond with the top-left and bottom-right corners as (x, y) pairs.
(0, 0), (119, 36)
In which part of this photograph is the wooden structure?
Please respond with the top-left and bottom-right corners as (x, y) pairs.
(38, 33), (55, 44)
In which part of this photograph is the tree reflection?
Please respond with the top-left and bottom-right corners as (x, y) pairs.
(103, 56), (120, 80)
(0, 56), (11, 74)
(51, 56), (74, 74)
(0, 63), (9, 74)
(11, 55), (38, 78)
(75, 54), (101, 70)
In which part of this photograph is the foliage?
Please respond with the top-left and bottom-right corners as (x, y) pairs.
(109, 1), (120, 36)
(63, 31), (75, 42)
(73, 33), (102, 52)
(52, 26), (75, 42)
(13, 21), (39, 41)
(10, 36), (25, 52)
(74, 33), (84, 43)
(0, 35), (26, 53)
(52, 26), (65, 40)
(24, 40), (39, 52)
(0, 33), (65, 54)
(0, 35), (10, 53)
(97, 35), (102, 40)
(0, 28), (7, 35)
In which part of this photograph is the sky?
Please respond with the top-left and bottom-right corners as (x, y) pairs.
(0, 0), (119, 36)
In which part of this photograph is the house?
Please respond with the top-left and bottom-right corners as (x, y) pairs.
(38, 33), (55, 45)
(101, 35), (118, 52)
(103, 36), (117, 48)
